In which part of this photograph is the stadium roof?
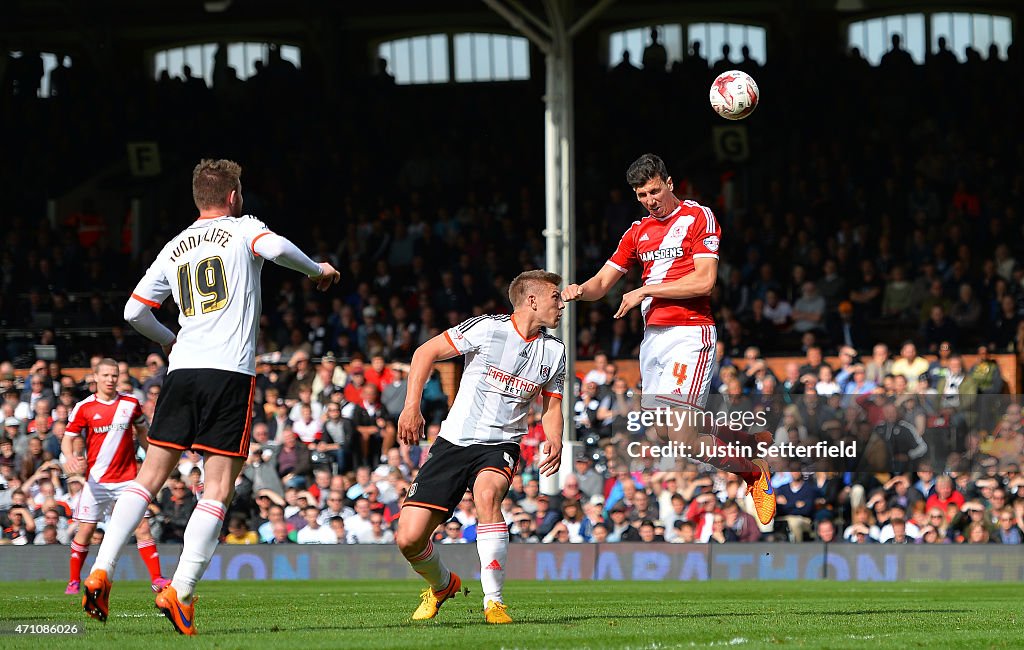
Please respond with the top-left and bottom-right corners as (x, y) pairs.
(3, 0), (1019, 44)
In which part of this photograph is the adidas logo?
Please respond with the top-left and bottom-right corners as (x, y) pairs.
(639, 233), (650, 242)
(93, 413), (103, 420)
(485, 559), (502, 571)
(519, 349), (530, 358)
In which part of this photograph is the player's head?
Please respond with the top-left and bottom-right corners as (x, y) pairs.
(626, 154), (678, 218)
(192, 158), (243, 217)
(509, 269), (564, 328)
(95, 358), (119, 398)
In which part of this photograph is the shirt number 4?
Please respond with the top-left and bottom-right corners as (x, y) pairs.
(672, 363), (688, 386)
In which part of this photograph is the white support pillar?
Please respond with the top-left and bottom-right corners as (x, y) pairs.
(484, 0), (615, 494)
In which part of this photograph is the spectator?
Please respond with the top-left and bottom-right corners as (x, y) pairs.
(355, 512), (394, 544)
(988, 295), (1019, 351)
(156, 478), (197, 543)
(268, 521), (294, 544)
(964, 521), (991, 544)
(950, 283), (981, 333)
(573, 455), (604, 501)
(792, 282), (826, 333)
(849, 261), (884, 319)
(140, 354), (167, 394)
(775, 472), (818, 541)
(557, 500), (591, 542)
(319, 401), (354, 474)
(763, 289), (793, 331)
(891, 341), (930, 384)
(257, 502), (291, 542)
(704, 514), (734, 544)
(344, 497), (374, 540)
(721, 499), (760, 542)
(670, 520), (697, 544)
(605, 503), (640, 542)
(511, 513), (540, 543)
(926, 476), (965, 512)
(272, 428), (313, 489)
(873, 403), (928, 473)
(816, 518), (837, 543)
(864, 343), (892, 386)
(641, 27), (668, 71)
(329, 517), (350, 544)
(969, 346), (1005, 395)
(380, 363), (408, 419)
(441, 519), (466, 544)
(882, 517), (912, 544)
(224, 514), (259, 544)
(573, 381), (601, 441)
(637, 519), (665, 543)
(347, 384), (391, 465)
(882, 266), (914, 320)
(291, 403), (321, 445)
(296, 505), (337, 544)
(317, 490), (352, 525)
(921, 306), (958, 353)
(935, 356), (974, 409)
(994, 508), (1023, 544)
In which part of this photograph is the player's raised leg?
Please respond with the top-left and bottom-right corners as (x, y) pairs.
(83, 444), (180, 622)
(395, 505), (466, 620)
(645, 325), (775, 524)
(658, 412), (774, 524)
(473, 470), (513, 624)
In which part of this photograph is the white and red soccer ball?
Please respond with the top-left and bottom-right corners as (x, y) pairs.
(709, 70), (759, 120)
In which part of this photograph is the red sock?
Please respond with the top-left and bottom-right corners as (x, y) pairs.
(70, 540), (90, 582)
(696, 434), (760, 484)
(137, 540), (163, 581)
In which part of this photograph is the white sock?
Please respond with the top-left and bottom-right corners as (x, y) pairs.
(93, 483), (152, 574)
(476, 522), (509, 606)
(407, 539), (451, 592)
(171, 499), (225, 603)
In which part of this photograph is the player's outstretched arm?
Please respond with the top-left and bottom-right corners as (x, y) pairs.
(562, 264), (623, 303)
(396, 334), (461, 446)
(252, 233), (340, 291)
(537, 394), (564, 477)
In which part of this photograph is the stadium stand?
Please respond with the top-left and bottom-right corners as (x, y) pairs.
(1, 2), (1022, 548)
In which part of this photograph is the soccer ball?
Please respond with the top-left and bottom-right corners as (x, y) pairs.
(709, 70), (759, 120)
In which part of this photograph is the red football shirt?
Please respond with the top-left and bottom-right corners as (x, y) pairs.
(606, 200), (721, 327)
(66, 393), (146, 483)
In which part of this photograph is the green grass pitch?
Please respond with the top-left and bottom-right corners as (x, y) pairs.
(2, 580), (1022, 649)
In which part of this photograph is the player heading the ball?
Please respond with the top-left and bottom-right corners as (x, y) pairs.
(561, 153), (775, 525)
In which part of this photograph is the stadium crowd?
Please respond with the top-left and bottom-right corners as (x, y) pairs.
(1, 32), (1024, 547)
(1, 341), (1023, 547)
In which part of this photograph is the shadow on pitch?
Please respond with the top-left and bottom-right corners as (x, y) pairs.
(790, 608), (959, 617)
(180, 608), (962, 635)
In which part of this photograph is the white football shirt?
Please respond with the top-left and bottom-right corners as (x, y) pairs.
(439, 315), (566, 446)
(130, 215), (270, 376)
